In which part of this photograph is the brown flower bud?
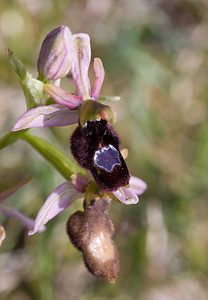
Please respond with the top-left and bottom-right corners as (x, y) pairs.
(66, 199), (119, 282)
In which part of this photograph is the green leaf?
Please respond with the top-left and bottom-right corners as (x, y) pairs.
(8, 49), (44, 109)
(20, 132), (86, 180)
(7, 48), (27, 80)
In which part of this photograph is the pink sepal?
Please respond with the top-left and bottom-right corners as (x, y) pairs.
(11, 104), (79, 131)
(28, 182), (81, 235)
(0, 204), (45, 232)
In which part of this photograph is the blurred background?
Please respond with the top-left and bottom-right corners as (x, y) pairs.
(1, 0), (208, 299)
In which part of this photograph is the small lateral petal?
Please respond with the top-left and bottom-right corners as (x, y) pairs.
(44, 84), (82, 110)
(0, 204), (45, 231)
(11, 104), (79, 131)
(0, 225), (6, 247)
(91, 58), (105, 100)
(72, 33), (91, 99)
(112, 187), (139, 205)
(28, 182), (82, 236)
(129, 176), (147, 196)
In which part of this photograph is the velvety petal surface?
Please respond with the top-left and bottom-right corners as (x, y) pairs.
(91, 58), (105, 100)
(11, 104), (79, 131)
(72, 33), (91, 99)
(28, 182), (82, 235)
(0, 204), (45, 232)
(44, 84), (82, 109)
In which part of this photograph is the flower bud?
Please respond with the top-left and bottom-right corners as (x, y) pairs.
(37, 26), (73, 80)
(70, 119), (130, 192)
(66, 199), (120, 282)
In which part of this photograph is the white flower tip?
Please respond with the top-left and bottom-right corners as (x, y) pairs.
(28, 229), (36, 236)
(125, 197), (139, 205)
(28, 224), (46, 236)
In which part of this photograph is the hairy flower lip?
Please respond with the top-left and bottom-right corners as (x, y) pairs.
(70, 119), (130, 192)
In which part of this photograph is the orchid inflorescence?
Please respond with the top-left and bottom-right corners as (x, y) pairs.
(0, 25), (147, 282)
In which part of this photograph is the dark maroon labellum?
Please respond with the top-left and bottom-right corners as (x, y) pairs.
(70, 119), (130, 192)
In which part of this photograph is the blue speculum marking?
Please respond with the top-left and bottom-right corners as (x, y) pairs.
(93, 144), (121, 172)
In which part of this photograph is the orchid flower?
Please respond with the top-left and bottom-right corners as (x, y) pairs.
(0, 178), (45, 246)
(5, 25), (148, 282)
(11, 30), (105, 131)
(8, 25), (147, 237)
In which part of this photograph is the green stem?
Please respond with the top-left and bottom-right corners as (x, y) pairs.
(20, 132), (86, 180)
(0, 130), (27, 150)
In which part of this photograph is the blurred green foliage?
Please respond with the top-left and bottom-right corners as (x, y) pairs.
(1, 0), (208, 299)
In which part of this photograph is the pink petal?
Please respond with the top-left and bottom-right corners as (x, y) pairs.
(11, 104), (78, 131)
(28, 182), (82, 235)
(72, 33), (91, 99)
(91, 58), (105, 100)
(112, 187), (139, 205)
(44, 84), (82, 109)
(129, 176), (147, 196)
(0, 204), (45, 232)
(0, 178), (32, 202)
